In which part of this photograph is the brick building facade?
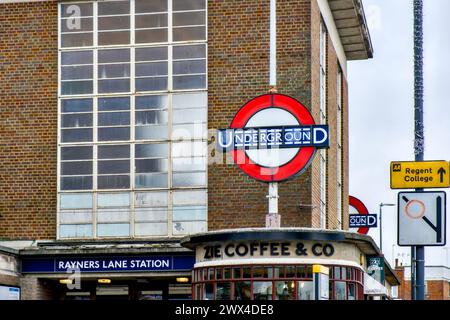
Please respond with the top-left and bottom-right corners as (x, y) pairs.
(0, 0), (378, 300)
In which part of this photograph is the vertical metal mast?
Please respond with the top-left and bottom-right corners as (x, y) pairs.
(413, 0), (425, 300)
(266, 0), (280, 228)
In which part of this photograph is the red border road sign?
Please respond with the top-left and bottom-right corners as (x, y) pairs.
(229, 93), (316, 182)
(349, 196), (369, 235)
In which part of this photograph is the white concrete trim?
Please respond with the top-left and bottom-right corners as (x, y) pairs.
(194, 258), (363, 270)
(316, 0), (347, 77)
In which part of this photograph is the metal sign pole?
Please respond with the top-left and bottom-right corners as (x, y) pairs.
(413, 0), (425, 300)
(266, 0), (280, 228)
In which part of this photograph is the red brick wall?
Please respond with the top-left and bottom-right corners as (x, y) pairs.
(0, 2), (58, 239)
(208, 0), (315, 230)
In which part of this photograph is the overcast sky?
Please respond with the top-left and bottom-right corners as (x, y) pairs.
(348, 0), (450, 267)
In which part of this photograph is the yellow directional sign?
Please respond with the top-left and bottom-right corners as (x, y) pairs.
(390, 161), (450, 189)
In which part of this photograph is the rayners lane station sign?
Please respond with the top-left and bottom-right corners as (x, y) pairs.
(390, 160), (450, 189)
(217, 93), (329, 182)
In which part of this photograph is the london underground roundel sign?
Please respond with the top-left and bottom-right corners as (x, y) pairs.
(217, 93), (329, 182)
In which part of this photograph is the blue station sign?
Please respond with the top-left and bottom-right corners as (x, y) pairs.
(217, 125), (329, 150)
(21, 255), (195, 273)
(349, 214), (378, 229)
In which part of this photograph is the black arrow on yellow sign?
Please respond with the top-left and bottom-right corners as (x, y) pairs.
(438, 167), (446, 183)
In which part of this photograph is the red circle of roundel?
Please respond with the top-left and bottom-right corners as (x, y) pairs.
(349, 196), (369, 235)
(229, 93), (316, 182)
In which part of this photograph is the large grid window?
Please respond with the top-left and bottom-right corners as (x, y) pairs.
(192, 265), (364, 300)
(58, 0), (207, 239)
(319, 20), (327, 229)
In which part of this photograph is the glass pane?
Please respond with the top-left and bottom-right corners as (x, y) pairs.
(135, 208), (167, 221)
(98, 97), (130, 111)
(285, 266), (296, 278)
(173, 0), (205, 11)
(135, 222), (168, 236)
(173, 45), (206, 59)
(135, 191), (168, 207)
(61, 65), (93, 80)
(172, 141), (206, 157)
(173, 75), (206, 90)
(135, 47), (168, 61)
(98, 64), (130, 78)
(61, 99), (93, 113)
(333, 267), (341, 280)
(135, 173), (168, 188)
(98, 160), (130, 174)
(61, 161), (93, 175)
(215, 283), (231, 300)
(173, 92), (207, 108)
(98, 79), (130, 93)
(59, 210), (92, 224)
(135, 14), (167, 28)
(97, 209), (130, 222)
(61, 51), (93, 65)
(135, 95), (168, 109)
(342, 267), (347, 280)
(173, 26), (205, 42)
(61, 146), (92, 160)
(98, 127), (130, 141)
(334, 281), (347, 300)
(136, 62), (168, 77)
(253, 282), (272, 300)
(135, 77), (167, 91)
(172, 190), (206, 205)
(135, 0), (167, 13)
(233, 268), (241, 279)
(98, 1), (130, 15)
(98, 145), (130, 159)
(98, 193), (130, 207)
(253, 266), (268, 278)
(135, 125), (168, 140)
(224, 268), (231, 280)
(242, 267), (251, 278)
(135, 159), (168, 173)
(98, 49), (130, 63)
(97, 223), (130, 237)
(59, 224), (92, 238)
(173, 108), (206, 124)
(172, 206), (206, 221)
(98, 175), (130, 189)
(61, 3), (93, 17)
(172, 123), (207, 140)
(135, 143), (168, 158)
(234, 282), (251, 301)
(173, 172), (206, 187)
(203, 283), (213, 300)
(135, 29), (167, 44)
(61, 33), (93, 47)
(98, 31), (130, 45)
(61, 81), (93, 95)
(60, 193), (93, 209)
(173, 221), (206, 235)
(60, 176), (93, 190)
(61, 129), (93, 142)
(348, 283), (356, 300)
(275, 281), (295, 300)
(98, 112), (130, 126)
(298, 281), (313, 300)
(98, 16), (130, 30)
(173, 60), (206, 75)
(173, 11), (205, 26)
(135, 110), (168, 125)
(62, 114), (93, 128)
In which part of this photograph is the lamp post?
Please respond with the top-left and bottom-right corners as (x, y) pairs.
(379, 203), (395, 253)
